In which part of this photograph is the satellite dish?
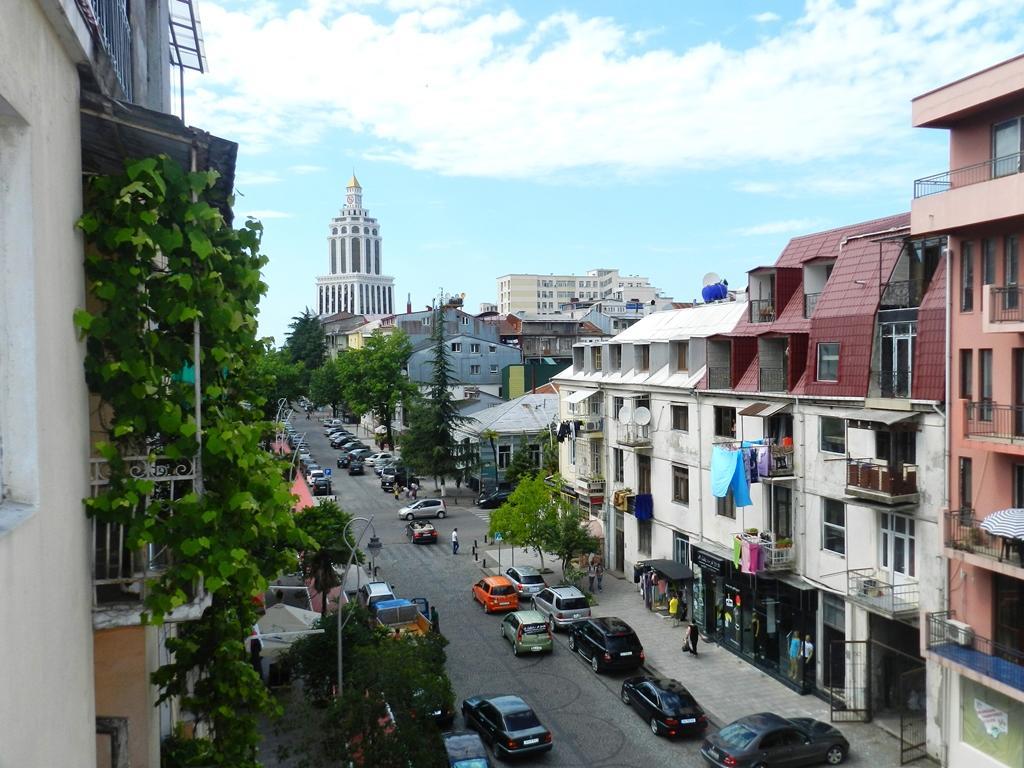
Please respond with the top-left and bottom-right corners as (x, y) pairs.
(618, 405), (634, 424)
(634, 406), (652, 426)
(702, 272), (722, 287)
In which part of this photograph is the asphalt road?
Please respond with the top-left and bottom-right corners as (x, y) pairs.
(300, 423), (711, 767)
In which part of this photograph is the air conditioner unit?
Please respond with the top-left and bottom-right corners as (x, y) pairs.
(945, 619), (974, 647)
(584, 420), (602, 432)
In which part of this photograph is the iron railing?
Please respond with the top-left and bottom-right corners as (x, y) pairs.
(768, 445), (795, 476)
(759, 367), (786, 392)
(989, 286), (1024, 323)
(736, 532), (796, 571)
(946, 508), (1024, 566)
(880, 278), (923, 310)
(804, 292), (821, 318)
(749, 298), (776, 324)
(846, 458), (919, 498)
(707, 366), (731, 389)
(877, 368), (912, 399)
(617, 423), (651, 448)
(964, 401), (1024, 442)
(927, 611), (1024, 693)
(914, 151), (1024, 198)
(847, 569), (919, 617)
(90, 0), (133, 100)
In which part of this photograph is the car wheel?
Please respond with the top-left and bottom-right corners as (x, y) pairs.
(405, 513), (414, 521)
(568, 634), (576, 652)
(512, 644), (519, 657)
(650, 718), (660, 736)
(591, 655), (600, 673)
(437, 510), (446, 519)
(825, 745), (847, 765)
(621, 689), (631, 706)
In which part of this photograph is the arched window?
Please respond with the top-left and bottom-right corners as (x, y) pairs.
(351, 238), (361, 272)
(341, 226), (347, 234)
(375, 240), (381, 275)
(332, 227), (338, 235)
(330, 238), (336, 274)
(337, 238), (346, 273)
(372, 228), (378, 236)
(353, 225), (361, 234)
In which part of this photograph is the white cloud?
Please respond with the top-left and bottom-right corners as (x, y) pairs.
(289, 164), (326, 174)
(186, 1), (1024, 179)
(235, 171), (281, 186)
(243, 209), (295, 219)
(736, 218), (825, 236)
(751, 11), (781, 23)
(734, 180), (779, 194)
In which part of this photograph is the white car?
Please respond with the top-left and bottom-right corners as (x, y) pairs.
(364, 451), (395, 466)
(397, 499), (447, 521)
(306, 468), (325, 485)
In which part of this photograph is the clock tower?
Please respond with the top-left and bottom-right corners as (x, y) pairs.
(345, 174), (362, 211)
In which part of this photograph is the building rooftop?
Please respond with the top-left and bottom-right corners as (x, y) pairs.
(609, 301), (749, 342)
(455, 392), (559, 437)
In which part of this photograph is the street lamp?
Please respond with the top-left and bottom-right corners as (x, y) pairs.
(337, 516), (383, 698)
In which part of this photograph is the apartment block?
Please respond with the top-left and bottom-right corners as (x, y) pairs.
(497, 268), (666, 314)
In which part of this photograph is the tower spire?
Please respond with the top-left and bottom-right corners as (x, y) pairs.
(406, 292), (412, 314)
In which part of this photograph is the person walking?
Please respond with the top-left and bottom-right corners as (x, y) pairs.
(411, 481), (419, 499)
(683, 622), (700, 656)
(595, 560), (604, 591)
(587, 560), (597, 592)
(451, 527), (459, 555)
(668, 593), (679, 624)
(393, 484), (401, 501)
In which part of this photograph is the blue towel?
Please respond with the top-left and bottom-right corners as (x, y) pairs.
(711, 445), (737, 498)
(732, 452), (752, 507)
(634, 493), (654, 520)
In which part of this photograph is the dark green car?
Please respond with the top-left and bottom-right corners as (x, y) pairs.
(500, 610), (553, 656)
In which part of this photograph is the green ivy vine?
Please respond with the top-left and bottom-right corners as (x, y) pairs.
(76, 155), (307, 766)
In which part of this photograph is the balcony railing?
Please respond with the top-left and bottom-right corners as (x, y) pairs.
(759, 367), (786, 392)
(707, 366), (731, 389)
(768, 445), (795, 476)
(749, 298), (776, 324)
(879, 278), (923, 310)
(804, 292), (821, 318)
(617, 423), (651, 448)
(988, 286), (1024, 323)
(574, 474), (606, 494)
(579, 416), (604, 433)
(876, 368), (911, 399)
(737, 531), (796, 572)
(846, 458), (919, 503)
(927, 611), (1024, 694)
(964, 401), (1024, 443)
(90, 0), (133, 100)
(914, 151), (1024, 199)
(946, 508), (1024, 567)
(846, 568), (919, 618)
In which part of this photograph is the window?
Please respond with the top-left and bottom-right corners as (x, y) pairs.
(1006, 236), (1020, 310)
(983, 239), (997, 285)
(470, 343), (480, 353)
(451, 342), (462, 352)
(959, 349), (973, 399)
(470, 364), (481, 375)
(880, 512), (915, 577)
(637, 519), (652, 555)
(636, 345), (650, 371)
(497, 444), (511, 469)
(993, 117), (1022, 177)
(819, 416), (845, 454)
(672, 465), (689, 505)
(822, 498), (846, 555)
(489, 345), (496, 353)
(610, 345), (622, 369)
(960, 242), (974, 311)
(672, 404), (689, 431)
(714, 406), (736, 438)
(716, 489), (735, 519)
(613, 448), (624, 483)
(674, 341), (689, 371)
(529, 444), (541, 466)
(958, 457), (972, 511)
(613, 397), (624, 419)
(816, 343), (840, 382)
(489, 364), (498, 374)
(461, 315), (470, 325)
(979, 349), (993, 402)
(593, 347), (602, 370)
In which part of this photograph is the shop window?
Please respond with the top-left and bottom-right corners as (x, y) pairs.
(672, 465), (689, 505)
(637, 519), (652, 555)
(716, 489), (735, 519)
(714, 406), (736, 438)
(672, 404), (689, 431)
(819, 416), (845, 454)
(822, 498), (845, 555)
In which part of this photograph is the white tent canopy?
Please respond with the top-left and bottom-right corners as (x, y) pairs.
(254, 603), (321, 659)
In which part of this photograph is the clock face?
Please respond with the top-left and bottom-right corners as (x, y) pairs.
(346, 195), (354, 204)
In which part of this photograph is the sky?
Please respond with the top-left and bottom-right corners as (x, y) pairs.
(179, 0), (1024, 343)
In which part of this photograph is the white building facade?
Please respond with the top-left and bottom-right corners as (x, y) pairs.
(497, 268), (667, 314)
(316, 176), (396, 319)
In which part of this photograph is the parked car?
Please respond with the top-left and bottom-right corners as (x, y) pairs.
(461, 695), (552, 760)
(375, 459), (399, 476)
(700, 713), (849, 767)
(504, 566), (546, 599)
(530, 586), (591, 630)
(381, 468), (418, 492)
(311, 477), (333, 497)
(476, 489), (511, 509)
(348, 458), (366, 475)
(397, 499), (447, 520)
(472, 576), (519, 614)
(441, 730), (493, 768)
(356, 581), (396, 612)
(364, 451), (395, 466)
(348, 448), (373, 463)
(500, 610), (553, 657)
(621, 676), (708, 738)
(405, 520), (438, 544)
(337, 453), (351, 469)
(567, 617), (644, 673)
(305, 467), (324, 485)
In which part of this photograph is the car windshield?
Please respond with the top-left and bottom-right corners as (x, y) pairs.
(521, 623), (548, 635)
(607, 634), (641, 651)
(719, 723), (758, 749)
(520, 574), (544, 585)
(559, 597), (588, 610)
(503, 711), (541, 731)
(452, 760), (489, 768)
(658, 690), (695, 711)
(491, 585), (515, 596)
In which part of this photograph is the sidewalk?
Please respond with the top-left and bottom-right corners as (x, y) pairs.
(479, 545), (919, 768)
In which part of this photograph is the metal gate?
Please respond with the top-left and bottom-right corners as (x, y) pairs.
(828, 640), (871, 722)
(898, 666), (927, 764)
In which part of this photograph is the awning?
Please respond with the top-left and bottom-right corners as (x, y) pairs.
(827, 407), (919, 429)
(738, 401), (792, 418)
(254, 603), (321, 659)
(565, 389), (599, 405)
(641, 558), (694, 582)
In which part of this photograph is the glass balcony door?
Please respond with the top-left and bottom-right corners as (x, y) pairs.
(880, 322), (915, 397)
(993, 118), (1023, 178)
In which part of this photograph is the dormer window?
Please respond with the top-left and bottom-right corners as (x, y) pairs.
(673, 341), (689, 372)
(636, 344), (650, 372)
(593, 347), (603, 370)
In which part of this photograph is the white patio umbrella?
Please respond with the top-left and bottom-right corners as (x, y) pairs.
(255, 603), (321, 659)
(979, 508), (1024, 540)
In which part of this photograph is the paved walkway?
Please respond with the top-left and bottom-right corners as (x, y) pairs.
(479, 544), (929, 768)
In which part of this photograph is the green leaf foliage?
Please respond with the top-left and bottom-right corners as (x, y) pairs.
(335, 330), (416, 448)
(487, 473), (558, 570)
(504, 436), (540, 487)
(293, 500), (362, 618)
(285, 308), (326, 384)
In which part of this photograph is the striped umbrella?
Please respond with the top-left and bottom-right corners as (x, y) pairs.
(979, 508), (1024, 540)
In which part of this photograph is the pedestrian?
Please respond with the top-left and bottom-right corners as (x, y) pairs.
(595, 560), (604, 591)
(430, 605), (440, 634)
(451, 527), (459, 555)
(669, 593), (679, 623)
(682, 622), (700, 656)
(411, 481), (419, 499)
(393, 484), (401, 501)
(587, 560), (597, 592)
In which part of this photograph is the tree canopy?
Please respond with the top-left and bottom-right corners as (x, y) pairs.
(504, 436), (539, 487)
(294, 500), (361, 618)
(336, 330), (416, 449)
(240, 343), (304, 418)
(309, 358), (346, 417)
(487, 473), (557, 570)
(285, 307), (326, 382)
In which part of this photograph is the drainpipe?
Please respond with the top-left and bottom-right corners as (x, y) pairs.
(692, 387), (705, 547)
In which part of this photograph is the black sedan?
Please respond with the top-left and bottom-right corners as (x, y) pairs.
(441, 731), (493, 768)
(348, 458), (365, 475)
(620, 676), (708, 738)
(476, 490), (511, 509)
(461, 694), (552, 760)
(700, 713), (849, 767)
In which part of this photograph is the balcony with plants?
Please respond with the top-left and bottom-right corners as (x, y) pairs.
(926, 611), (1024, 696)
(735, 529), (795, 572)
(846, 568), (919, 619)
(946, 508), (1024, 574)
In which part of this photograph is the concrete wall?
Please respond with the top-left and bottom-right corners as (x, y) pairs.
(0, 2), (95, 765)
(94, 626), (158, 768)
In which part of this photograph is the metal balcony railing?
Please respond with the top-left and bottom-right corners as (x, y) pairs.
(927, 611), (1024, 693)
(946, 508), (1024, 566)
(749, 298), (776, 324)
(617, 423), (651, 448)
(914, 151), (1024, 198)
(759, 367), (786, 392)
(736, 531), (796, 572)
(988, 286), (1024, 323)
(876, 368), (912, 399)
(90, 0), (133, 100)
(707, 366), (731, 389)
(964, 401), (1024, 442)
(846, 569), (919, 617)
(803, 292), (821, 318)
(846, 458), (919, 500)
(768, 445), (795, 476)
(879, 278), (923, 310)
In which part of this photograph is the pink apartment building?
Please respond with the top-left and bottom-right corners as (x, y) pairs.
(912, 55), (1024, 768)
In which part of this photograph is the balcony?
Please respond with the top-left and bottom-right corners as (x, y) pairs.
(912, 152), (1024, 236)
(749, 298), (776, 324)
(803, 292), (821, 318)
(707, 366), (731, 389)
(981, 285), (1024, 333)
(946, 508), (1024, 569)
(768, 445), (795, 477)
(926, 611), (1024, 696)
(737, 531), (795, 572)
(845, 458), (919, 504)
(876, 368), (911, 399)
(574, 473), (606, 496)
(579, 416), (604, 434)
(758, 367), (786, 393)
(964, 401), (1024, 444)
(879, 279), (923, 310)
(914, 151), (1024, 198)
(90, 0), (133, 100)
(846, 568), (919, 619)
(617, 423), (651, 448)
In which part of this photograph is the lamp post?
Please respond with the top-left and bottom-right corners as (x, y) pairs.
(337, 515), (382, 698)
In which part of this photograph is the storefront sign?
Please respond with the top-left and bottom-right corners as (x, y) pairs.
(974, 698), (1009, 738)
(693, 550), (725, 574)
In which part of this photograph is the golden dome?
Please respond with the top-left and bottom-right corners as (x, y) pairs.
(347, 173), (361, 188)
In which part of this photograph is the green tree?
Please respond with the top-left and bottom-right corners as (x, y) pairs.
(239, 343), (304, 418)
(480, 428), (500, 489)
(337, 330), (416, 449)
(505, 436), (538, 487)
(285, 307), (326, 382)
(488, 473), (557, 570)
(548, 493), (599, 578)
(309, 358), (346, 417)
(541, 430), (560, 476)
(285, 605), (378, 706)
(294, 500), (361, 618)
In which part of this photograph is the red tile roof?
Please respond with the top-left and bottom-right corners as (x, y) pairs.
(914, 258), (946, 401)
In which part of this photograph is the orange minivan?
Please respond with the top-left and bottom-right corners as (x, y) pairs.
(472, 576), (520, 613)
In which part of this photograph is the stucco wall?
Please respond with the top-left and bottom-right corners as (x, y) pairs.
(94, 626), (156, 768)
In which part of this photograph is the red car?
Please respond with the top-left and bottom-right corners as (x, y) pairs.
(406, 520), (438, 544)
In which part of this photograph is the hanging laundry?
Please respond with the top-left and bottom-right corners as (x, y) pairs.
(731, 452), (752, 507)
(733, 536), (742, 569)
(711, 445), (738, 497)
(634, 494), (654, 520)
(755, 446), (771, 478)
(747, 448), (759, 485)
(740, 540), (752, 574)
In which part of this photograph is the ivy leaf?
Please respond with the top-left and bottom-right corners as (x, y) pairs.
(73, 309), (94, 333)
(189, 230), (214, 260)
(205, 576), (224, 592)
(180, 538), (205, 556)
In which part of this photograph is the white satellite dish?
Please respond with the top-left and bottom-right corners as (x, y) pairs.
(702, 272), (722, 287)
(634, 406), (652, 426)
(618, 405), (634, 424)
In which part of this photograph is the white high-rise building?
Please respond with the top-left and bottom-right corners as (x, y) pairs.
(316, 176), (396, 318)
(496, 268), (666, 314)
